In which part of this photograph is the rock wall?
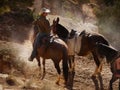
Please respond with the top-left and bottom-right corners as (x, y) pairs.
(33, 0), (96, 23)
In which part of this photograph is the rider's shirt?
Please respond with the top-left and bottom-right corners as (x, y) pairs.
(34, 14), (51, 34)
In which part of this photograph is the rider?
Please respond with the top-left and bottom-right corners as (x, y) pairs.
(29, 7), (51, 61)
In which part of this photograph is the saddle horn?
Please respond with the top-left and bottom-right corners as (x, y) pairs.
(79, 30), (86, 36)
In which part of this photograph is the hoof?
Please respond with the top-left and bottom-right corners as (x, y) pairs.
(91, 75), (99, 90)
(40, 76), (44, 80)
(91, 75), (96, 79)
(28, 57), (33, 61)
(55, 80), (60, 85)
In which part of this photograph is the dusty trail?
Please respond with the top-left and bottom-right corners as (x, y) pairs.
(0, 39), (119, 90)
(0, 1), (119, 89)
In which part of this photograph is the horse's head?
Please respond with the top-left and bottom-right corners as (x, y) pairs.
(51, 17), (60, 34)
(53, 17), (59, 26)
(51, 17), (69, 40)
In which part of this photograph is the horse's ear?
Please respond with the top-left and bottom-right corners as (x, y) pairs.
(56, 17), (59, 23)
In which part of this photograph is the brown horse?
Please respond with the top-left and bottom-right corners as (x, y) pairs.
(95, 43), (120, 90)
(29, 20), (69, 85)
(51, 17), (110, 89)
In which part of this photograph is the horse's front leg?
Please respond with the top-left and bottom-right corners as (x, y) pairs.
(91, 52), (101, 90)
(68, 55), (75, 72)
(36, 57), (41, 78)
(41, 58), (46, 80)
(68, 55), (75, 88)
(92, 61), (103, 76)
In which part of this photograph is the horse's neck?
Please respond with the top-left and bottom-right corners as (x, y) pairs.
(56, 24), (69, 39)
(50, 30), (57, 36)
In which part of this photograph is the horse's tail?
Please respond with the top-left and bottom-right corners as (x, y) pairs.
(62, 48), (69, 83)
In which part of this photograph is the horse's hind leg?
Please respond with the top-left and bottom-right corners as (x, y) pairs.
(53, 61), (61, 85)
(109, 75), (117, 90)
(98, 73), (104, 90)
(92, 51), (102, 76)
(68, 56), (72, 70)
(96, 60), (104, 90)
(119, 78), (120, 90)
(92, 53), (99, 76)
(91, 75), (99, 90)
(36, 57), (41, 68)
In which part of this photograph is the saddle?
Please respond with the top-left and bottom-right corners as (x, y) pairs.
(39, 35), (58, 54)
(40, 35), (58, 46)
(69, 29), (77, 38)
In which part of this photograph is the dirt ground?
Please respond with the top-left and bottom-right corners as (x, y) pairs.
(0, 40), (119, 90)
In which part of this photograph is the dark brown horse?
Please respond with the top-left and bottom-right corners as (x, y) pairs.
(36, 36), (69, 85)
(29, 20), (69, 85)
(95, 43), (120, 90)
(51, 17), (110, 89)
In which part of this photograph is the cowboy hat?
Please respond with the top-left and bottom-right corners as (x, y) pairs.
(42, 8), (50, 13)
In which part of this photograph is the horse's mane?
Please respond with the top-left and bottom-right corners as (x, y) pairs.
(96, 43), (118, 63)
(56, 24), (69, 39)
